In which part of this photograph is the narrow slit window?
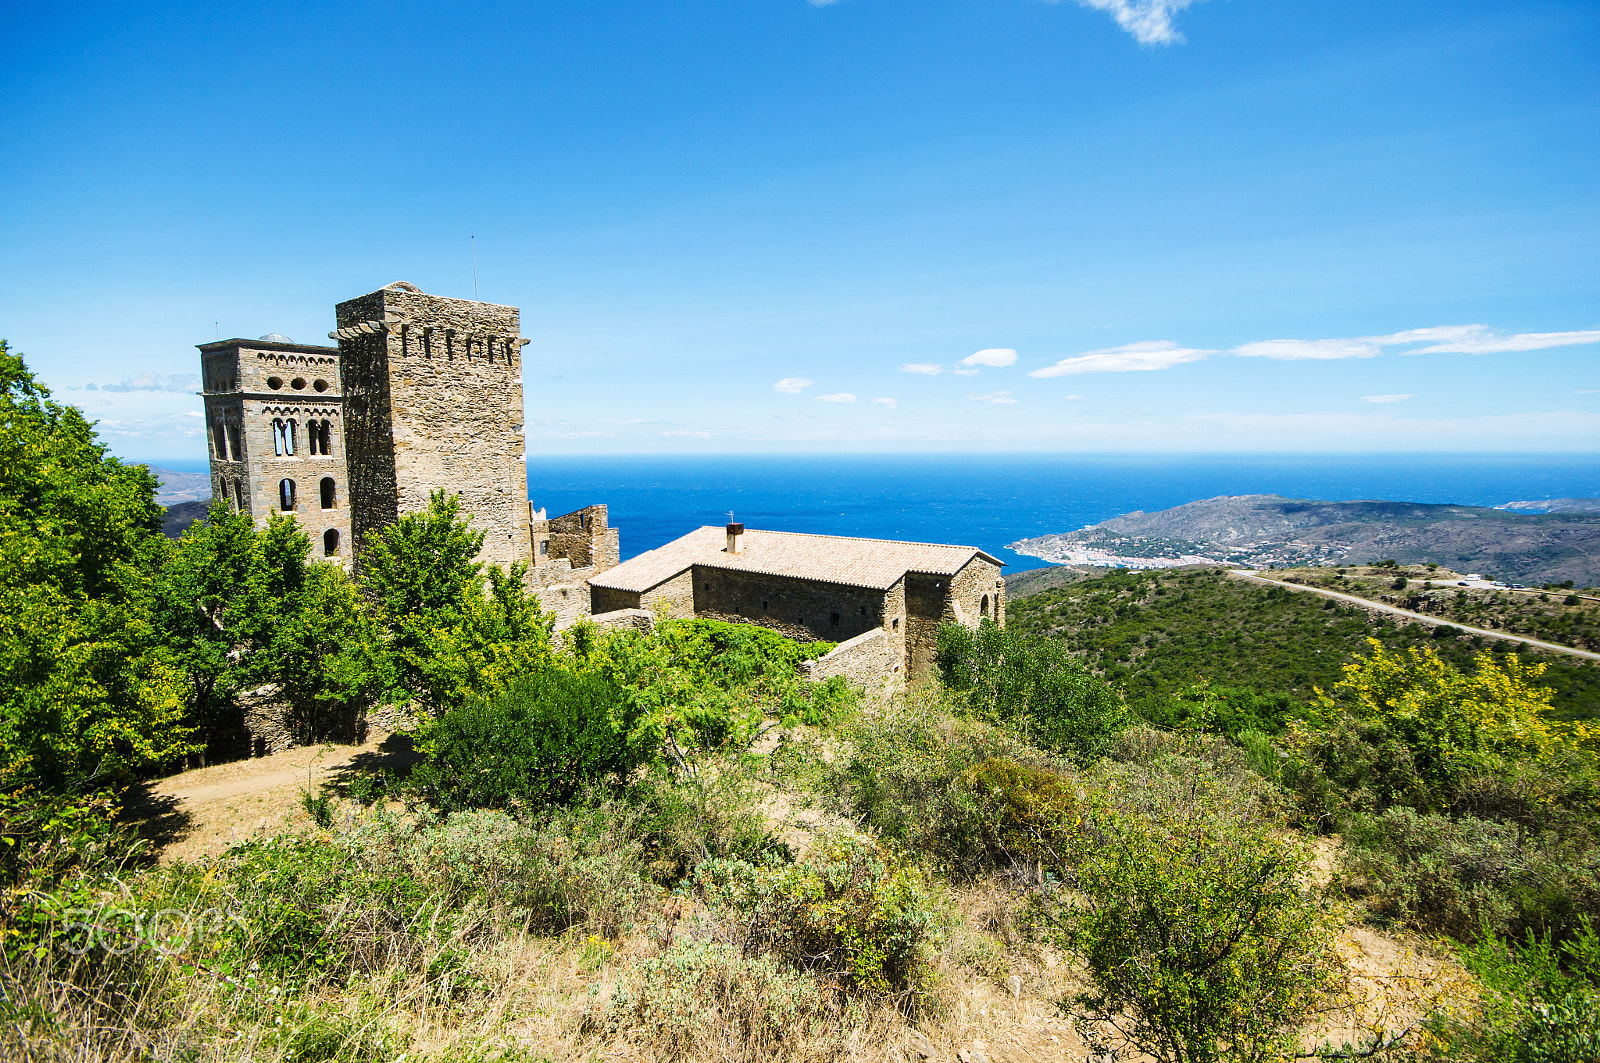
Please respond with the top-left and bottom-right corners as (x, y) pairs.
(323, 528), (340, 556)
(320, 477), (335, 509)
(981, 594), (989, 617)
(213, 422), (228, 460)
(233, 480), (244, 510)
(278, 478), (296, 511)
(226, 422), (240, 460)
(321, 420), (333, 455)
(272, 419), (285, 456)
(284, 419), (296, 455)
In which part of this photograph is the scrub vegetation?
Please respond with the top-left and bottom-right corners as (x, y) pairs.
(4, 343), (1598, 1062)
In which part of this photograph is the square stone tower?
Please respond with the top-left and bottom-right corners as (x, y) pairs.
(332, 282), (532, 568)
(198, 335), (352, 562)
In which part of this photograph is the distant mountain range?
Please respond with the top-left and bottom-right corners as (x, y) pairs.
(1010, 494), (1600, 587)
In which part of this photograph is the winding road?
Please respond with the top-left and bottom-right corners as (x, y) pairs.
(1226, 570), (1600, 663)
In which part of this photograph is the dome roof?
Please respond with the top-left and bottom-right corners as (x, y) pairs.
(259, 332), (293, 343)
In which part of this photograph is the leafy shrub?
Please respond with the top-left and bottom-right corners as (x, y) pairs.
(958, 758), (1085, 871)
(778, 674), (858, 728)
(626, 763), (785, 883)
(407, 667), (643, 813)
(1425, 921), (1600, 1063)
(1137, 683), (1307, 740)
(1057, 807), (1342, 1063)
(592, 937), (837, 1063)
(1340, 807), (1600, 943)
(696, 835), (941, 1002)
(936, 618), (1128, 762)
(820, 695), (1062, 877)
(402, 806), (654, 936)
(572, 617), (835, 750)
(301, 789), (334, 828)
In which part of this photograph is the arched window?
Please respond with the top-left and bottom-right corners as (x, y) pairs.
(272, 419), (285, 456)
(278, 478), (296, 511)
(306, 423), (319, 455)
(323, 528), (340, 556)
(320, 477), (335, 509)
(233, 480), (244, 510)
(226, 422), (241, 460)
(284, 419), (297, 455)
(981, 594), (989, 618)
(320, 420), (333, 455)
(212, 421), (228, 460)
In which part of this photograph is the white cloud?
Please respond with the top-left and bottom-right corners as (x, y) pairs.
(872, 397), (898, 409)
(1029, 340), (1214, 377)
(969, 391), (1019, 404)
(1362, 394), (1414, 404)
(773, 376), (814, 393)
(960, 348), (1018, 368)
(187, 410), (203, 417)
(900, 363), (944, 375)
(953, 368), (980, 376)
(1404, 327), (1600, 355)
(1062, 394), (1084, 400)
(661, 429), (711, 438)
(1578, 389), (1600, 394)
(1234, 338), (1382, 361)
(818, 392), (857, 403)
(1063, 0), (1208, 46)
(1232, 325), (1600, 360)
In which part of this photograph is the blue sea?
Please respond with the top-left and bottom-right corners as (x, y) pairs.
(150, 455), (1600, 572)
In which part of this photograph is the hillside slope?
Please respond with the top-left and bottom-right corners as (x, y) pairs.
(1007, 566), (1600, 722)
(1010, 494), (1600, 586)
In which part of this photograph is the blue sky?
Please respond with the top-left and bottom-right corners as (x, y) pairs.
(1, 0), (1596, 460)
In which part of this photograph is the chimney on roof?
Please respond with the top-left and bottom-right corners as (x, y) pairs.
(726, 522), (745, 554)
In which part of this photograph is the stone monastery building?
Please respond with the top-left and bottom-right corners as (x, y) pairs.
(201, 282), (1002, 688)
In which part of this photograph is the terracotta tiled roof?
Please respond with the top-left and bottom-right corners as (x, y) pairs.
(589, 526), (1003, 594)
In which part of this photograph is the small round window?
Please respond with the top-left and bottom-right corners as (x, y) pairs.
(290, 377), (307, 390)
(312, 379), (329, 392)
(267, 376), (283, 390)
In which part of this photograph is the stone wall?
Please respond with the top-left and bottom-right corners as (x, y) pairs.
(589, 607), (656, 635)
(799, 628), (897, 703)
(691, 567), (889, 645)
(639, 569), (696, 618)
(336, 285), (531, 571)
(547, 504), (619, 569)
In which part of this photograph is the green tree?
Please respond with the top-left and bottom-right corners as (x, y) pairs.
(0, 341), (193, 789)
(360, 491), (552, 713)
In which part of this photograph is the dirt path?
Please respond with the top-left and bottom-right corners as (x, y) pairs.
(1228, 570), (1600, 662)
(131, 736), (412, 864)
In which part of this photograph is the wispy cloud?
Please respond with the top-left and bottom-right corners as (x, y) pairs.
(75, 371), (201, 393)
(1029, 341), (1214, 377)
(872, 397), (898, 409)
(1236, 325), (1600, 360)
(661, 429), (711, 438)
(818, 392), (857, 403)
(1234, 338), (1383, 361)
(1060, 0), (1208, 46)
(960, 348), (1017, 369)
(969, 391), (1019, 404)
(900, 362), (944, 376)
(1362, 394), (1414, 404)
(773, 376), (814, 393)
(1404, 327), (1600, 355)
